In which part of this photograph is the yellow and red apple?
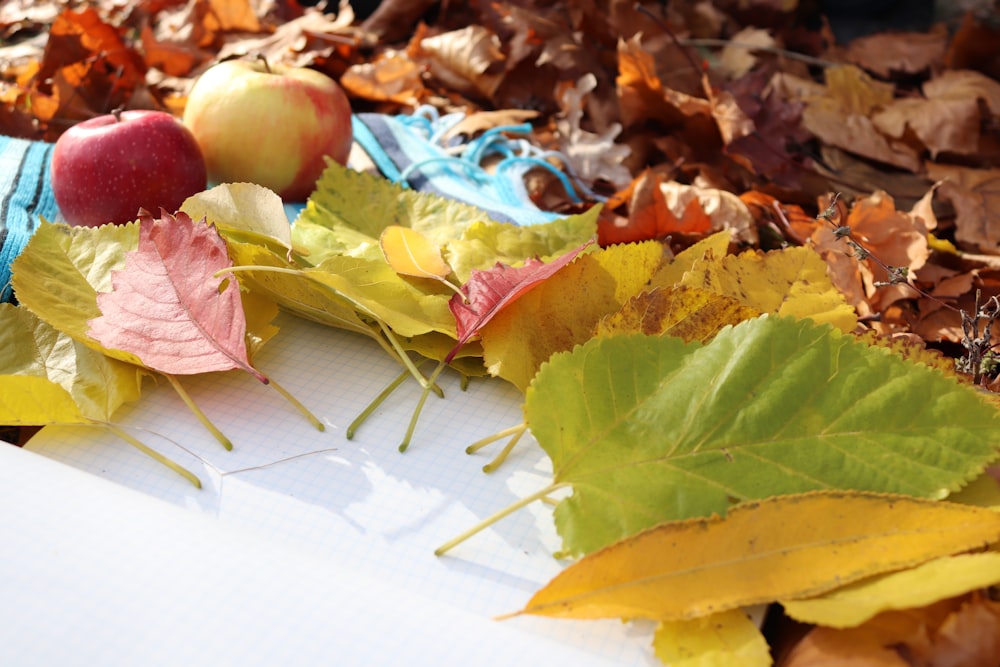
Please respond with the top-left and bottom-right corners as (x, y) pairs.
(50, 110), (207, 227)
(182, 59), (353, 201)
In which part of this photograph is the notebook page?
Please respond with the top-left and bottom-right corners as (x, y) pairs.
(24, 312), (657, 665)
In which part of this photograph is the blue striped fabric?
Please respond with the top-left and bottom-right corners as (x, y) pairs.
(352, 108), (586, 226)
(0, 136), (59, 303)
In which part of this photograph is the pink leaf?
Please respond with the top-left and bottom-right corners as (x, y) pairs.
(446, 240), (593, 362)
(88, 209), (266, 382)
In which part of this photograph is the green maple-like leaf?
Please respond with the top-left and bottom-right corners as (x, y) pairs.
(525, 315), (1000, 557)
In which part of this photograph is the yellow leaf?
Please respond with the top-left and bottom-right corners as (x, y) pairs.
(653, 609), (772, 667)
(512, 492), (1000, 622)
(480, 240), (665, 391)
(782, 552), (1000, 629)
(380, 225), (452, 280)
(950, 471), (1000, 511)
(680, 245), (858, 332)
(651, 229), (732, 287)
(0, 303), (143, 424)
(594, 285), (760, 342)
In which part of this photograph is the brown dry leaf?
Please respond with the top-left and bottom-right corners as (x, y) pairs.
(846, 29), (948, 78)
(779, 593), (1000, 667)
(801, 65), (921, 172)
(616, 34), (712, 128)
(872, 69), (1000, 158)
(413, 25), (505, 100)
(339, 52), (425, 105)
(927, 163), (1000, 253)
(718, 27), (776, 79)
(810, 190), (931, 313)
(661, 181), (757, 245)
(441, 109), (540, 141)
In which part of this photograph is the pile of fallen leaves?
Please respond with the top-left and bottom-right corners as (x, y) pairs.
(7, 0), (1000, 664)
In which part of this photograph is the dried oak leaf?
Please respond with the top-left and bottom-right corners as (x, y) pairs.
(800, 65), (922, 172)
(339, 53), (426, 105)
(412, 24), (505, 101)
(846, 28), (948, 78)
(873, 69), (1000, 158)
(780, 592), (1000, 667)
(928, 163), (1000, 253)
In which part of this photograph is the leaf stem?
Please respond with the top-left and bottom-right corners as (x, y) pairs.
(347, 366), (421, 439)
(378, 321), (444, 397)
(434, 482), (567, 556)
(399, 359), (448, 452)
(104, 423), (202, 488)
(264, 373), (325, 431)
(482, 425), (528, 473)
(163, 373), (233, 451)
(466, 423), (527, 454)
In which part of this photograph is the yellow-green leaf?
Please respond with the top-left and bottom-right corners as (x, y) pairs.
(380, 225), (452, 280)
(514, 492), (1000, 622)
(594, 285), (760, 342)
(653, 610), (771, 667)
(781, 552), (1000, 629)
(0, 303), (143, 424)
(11, 219), (138, 347)
(226, 240), (380, 339)
(680, 245), (858, 332)
(181, 182), (292, 254)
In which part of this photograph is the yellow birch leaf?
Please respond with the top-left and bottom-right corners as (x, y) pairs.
(651, 229), (732, 287)
(782, 552), (1000, 629)
(653, 609), (772, 667)
(680, 245), (858, 332)
(594, 285), (761, 342)
(480, 240), (666, 391)
(512, 491), (1000, 622)
(380, 224), (452, 280)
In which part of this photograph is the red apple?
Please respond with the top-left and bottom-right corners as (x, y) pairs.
(50, 110), (207, 227)
(182, 59), (353, 201)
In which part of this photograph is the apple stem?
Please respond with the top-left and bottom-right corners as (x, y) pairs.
(433, 482), (567, 556)
(255, 52), (272, 74)
(163, 373), (233, 451)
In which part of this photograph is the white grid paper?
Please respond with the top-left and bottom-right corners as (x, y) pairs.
(21, 313), (658, 665)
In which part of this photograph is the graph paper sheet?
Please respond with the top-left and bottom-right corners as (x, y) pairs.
(15, 313), (657, 666)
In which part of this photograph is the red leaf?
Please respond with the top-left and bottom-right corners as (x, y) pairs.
(446, 241), (593, 362)
(88, 209), (266, 382)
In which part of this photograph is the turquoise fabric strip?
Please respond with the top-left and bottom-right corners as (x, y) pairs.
(0, 136), (58, 303)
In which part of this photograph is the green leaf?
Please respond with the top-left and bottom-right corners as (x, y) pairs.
(292, 160), (597, 283)
(293, 160), (491, 264)
(524, 315), (1000, 556)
